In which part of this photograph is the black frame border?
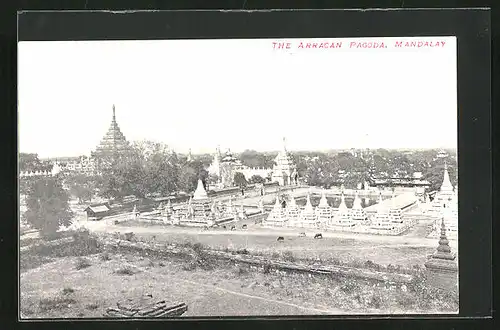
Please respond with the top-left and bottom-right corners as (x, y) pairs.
(2, 6), (492, 330)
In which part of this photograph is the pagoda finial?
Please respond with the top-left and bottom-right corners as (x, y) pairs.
(112, 104), (116, 121)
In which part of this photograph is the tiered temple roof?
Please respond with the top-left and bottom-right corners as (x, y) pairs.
(93, 105), (130, 158)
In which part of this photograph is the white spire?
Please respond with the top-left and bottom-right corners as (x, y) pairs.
(352, 190), (362, 209)
(319, 190), (329, 207)
(338, 192), (348, 212)
(440, 161), (453, 192)
(304, 194), (314, 212)
(274, 195), (281, 208)
(193, 179), (208, 200)
(289, 195), (297, 207)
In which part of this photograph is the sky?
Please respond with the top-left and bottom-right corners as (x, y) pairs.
(18, 37), (457, 158)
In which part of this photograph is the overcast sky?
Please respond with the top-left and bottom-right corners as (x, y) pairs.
(18, 37), (457, 158)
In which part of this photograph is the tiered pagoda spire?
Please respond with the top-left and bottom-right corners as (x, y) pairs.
(93, 105), (130, 157)
(272, 137), (298, 186)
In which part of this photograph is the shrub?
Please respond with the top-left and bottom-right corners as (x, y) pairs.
(114, 266), (136, 276)
(39, 296), (76, 312)
(100, 252), (111, 261)
(62, 287), (75, 295)
(340, 280), (360, 294)
(86, 302), (100, 310)
(263, 263), (271, 274)
(282, 251), (295, 262)
(75, 257), (91, 270)
(237, 267), (249, 276)
(236, 248), (249, 255)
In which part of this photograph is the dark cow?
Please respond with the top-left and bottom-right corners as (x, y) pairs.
(314, 233), (323, 239)
(277, 236), (285, 242)
(230, 225), (236, 231)
(298, 232), (306, 237)
(222, 225), (227, 229)
(242, 224), (247, 229)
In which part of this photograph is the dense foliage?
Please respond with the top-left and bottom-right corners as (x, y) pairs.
(23, 176), (74, 237)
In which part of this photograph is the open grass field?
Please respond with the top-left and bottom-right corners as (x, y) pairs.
(20, 240), (458, 319)
(111, 221), (437, 268)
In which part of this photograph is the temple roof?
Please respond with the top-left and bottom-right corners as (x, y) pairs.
(94, 105), (129, 156)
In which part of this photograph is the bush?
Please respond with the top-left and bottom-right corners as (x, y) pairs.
(86, 302), (100, 310)
(39, 296), (76, 312)
(100, 252), (111, 261)
(340, 280), (360, 294)
(62, 287), (75, 295)
(75, 257), (91, 270)
(114, 266), (136, 276)
(282, 251), (295, 262)
(236, 248), (249, 255)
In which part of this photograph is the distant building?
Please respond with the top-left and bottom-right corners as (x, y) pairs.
(207, 146), (273, 188)
(271, 137), (298, 186)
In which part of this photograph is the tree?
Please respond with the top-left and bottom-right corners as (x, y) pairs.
(19, 153), (46, 172)
(233, 172), (248, 189)
(249, 174), (266, 184)
(65, 174), (99, 204)
(23, 176), (74, 238)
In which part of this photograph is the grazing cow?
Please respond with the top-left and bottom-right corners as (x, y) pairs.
(230, 225), (236, 231)
(223, 225), (227, 229)
(242, 224), (247, 229)
(314, 233), (323, 239)
(298, 232), (306, 237)
(277, 236), (284, 242)
(114, 220), (119, 225)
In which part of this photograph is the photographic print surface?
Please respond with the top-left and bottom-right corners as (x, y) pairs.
(18, 36), (459, 319)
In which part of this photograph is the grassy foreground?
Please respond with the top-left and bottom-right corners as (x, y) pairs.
(20, 230), (458, 318)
